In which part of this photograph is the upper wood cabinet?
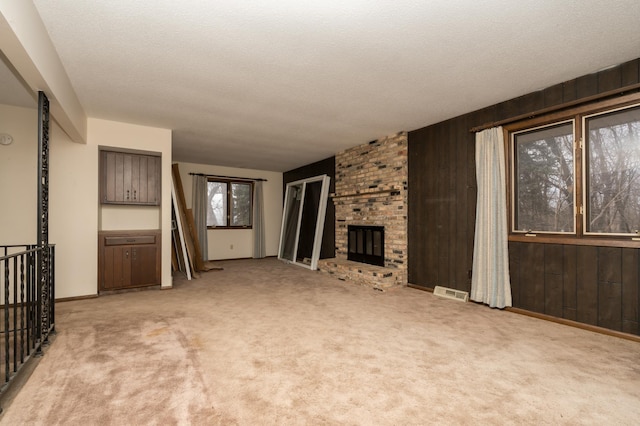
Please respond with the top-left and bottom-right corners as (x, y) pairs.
(100, 149), (161, 205)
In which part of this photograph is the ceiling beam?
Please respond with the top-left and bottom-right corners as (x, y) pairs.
(0, 0), (86, 143)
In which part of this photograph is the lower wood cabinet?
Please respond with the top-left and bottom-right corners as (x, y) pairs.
(99, 230), (161, 291)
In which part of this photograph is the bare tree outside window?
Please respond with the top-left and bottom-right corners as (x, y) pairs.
(231, 183), (252, 226)
(514, 122), (575, 233)
(586, 106), (640, 234)
(509, 98), (640, 240)
(207, 182), (227, 227)
(206, 179), (253, 228)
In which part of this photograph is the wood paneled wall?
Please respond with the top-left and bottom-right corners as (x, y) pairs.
(283, 156), (336, 259)
(509, 242), (639, 335)
(408, 58), (640, 335)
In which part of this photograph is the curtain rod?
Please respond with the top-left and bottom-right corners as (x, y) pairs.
(188, 172), (267, 182)
(469, 82), (640, 133)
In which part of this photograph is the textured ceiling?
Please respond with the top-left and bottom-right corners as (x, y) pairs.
(25, 0), (640, 172)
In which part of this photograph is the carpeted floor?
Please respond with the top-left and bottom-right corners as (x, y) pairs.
(1, 258), (639, 425)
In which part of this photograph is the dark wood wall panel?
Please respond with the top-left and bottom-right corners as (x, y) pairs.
(283, 156), (336, 259)
(597, 67), (622, 93)
(520, 244), (545, 313)
(598, 282), (623, 331)
(562, 246), (577, 320)
(424, 125), (439, 285)
(436, 124), (449, 286)
(576, 246), (598, 326)
(621, 249), (639, 334)
(408, 57), (640, 335)
(562, 79), (578, 103)
(621, 59), (639, 86)
(507, 243), (638, 334)
(597, 247), (622, 330)
(599, 247), (622, 283)
(453, 115), (470, 287)
(576, 72), (599, 98)
(544, 244), (563, 318)
(543, 83), (564, 107)
(508, 242), (521, 306)
(407, 132), (427, 283)
(408, 126), (430, 284)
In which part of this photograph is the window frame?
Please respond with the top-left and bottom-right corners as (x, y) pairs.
(206, 178), (253, 230)
(510, 119), (577, 236)
(505, 92), (640, 247)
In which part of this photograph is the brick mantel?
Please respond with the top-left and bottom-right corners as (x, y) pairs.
(318, 132), (408, 289)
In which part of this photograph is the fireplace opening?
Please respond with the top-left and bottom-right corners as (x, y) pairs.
(348, 225), (384, 266)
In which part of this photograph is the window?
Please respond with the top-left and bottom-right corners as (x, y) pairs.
(507, 94), (640, 240)
(207, 180), (253, 228)
(513, 121), (575, 233)
(585, 104), (640, 235)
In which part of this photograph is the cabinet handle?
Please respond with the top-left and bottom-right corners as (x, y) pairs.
(125, 250), (129, 258)
(126, 190), (130, 200)
(134, 190), (137, 200)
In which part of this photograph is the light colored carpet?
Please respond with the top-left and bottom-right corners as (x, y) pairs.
(1, 258), (639, 425)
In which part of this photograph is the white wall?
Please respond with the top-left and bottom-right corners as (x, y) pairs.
(1, 106), (173, 298)
(0, 104), (97, 298)
(176, 162), (283, 260)
(0, 104), (37, 244)
(100, 205), (160, 230)
(49, 120), (99, 298)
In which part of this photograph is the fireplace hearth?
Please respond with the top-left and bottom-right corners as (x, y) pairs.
(348, 225), (384, 266)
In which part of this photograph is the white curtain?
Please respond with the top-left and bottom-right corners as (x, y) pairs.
(252, 180), (266, 258)
(471, 126), (512, 308)
(192, 175), (209, 262)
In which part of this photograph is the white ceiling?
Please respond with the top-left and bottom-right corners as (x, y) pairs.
(21, 1), (640, 172)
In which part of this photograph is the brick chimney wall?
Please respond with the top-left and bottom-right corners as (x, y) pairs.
(319, 132), (408, 288)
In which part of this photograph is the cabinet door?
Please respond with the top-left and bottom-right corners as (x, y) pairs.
(131, 246), (158, 286)
(102, 245), (132, 289)
(102, 151), (126, 203)
(130, 155), (160, 204)
(101, 151), (160, 205)
(135, 155), (157, 204)
(123, 153), (133, 202)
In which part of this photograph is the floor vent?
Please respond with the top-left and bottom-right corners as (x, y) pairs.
(433, 286), (469, 302)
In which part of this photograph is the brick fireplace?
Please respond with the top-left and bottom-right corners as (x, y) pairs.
(318, 132), (407, 289)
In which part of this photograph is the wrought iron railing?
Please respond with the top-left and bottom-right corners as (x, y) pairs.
(0, 244), (55, 396)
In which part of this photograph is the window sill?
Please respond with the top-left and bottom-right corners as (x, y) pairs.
(207, 227), (253, 230)
(508, 234), (640, 248)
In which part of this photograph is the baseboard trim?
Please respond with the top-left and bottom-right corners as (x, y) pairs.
(506, 307), (640, 344)
(407, 283), (434, 292)
(56, 294), (99, 303)
(407, 284), (639, 343)
(211, 256), (277, 261)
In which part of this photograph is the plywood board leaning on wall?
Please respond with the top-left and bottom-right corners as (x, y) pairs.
(171, 163), (223, 274)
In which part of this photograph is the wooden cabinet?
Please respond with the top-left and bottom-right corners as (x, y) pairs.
(100, 150), (161, 205)
(99, 230), (161, 291)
